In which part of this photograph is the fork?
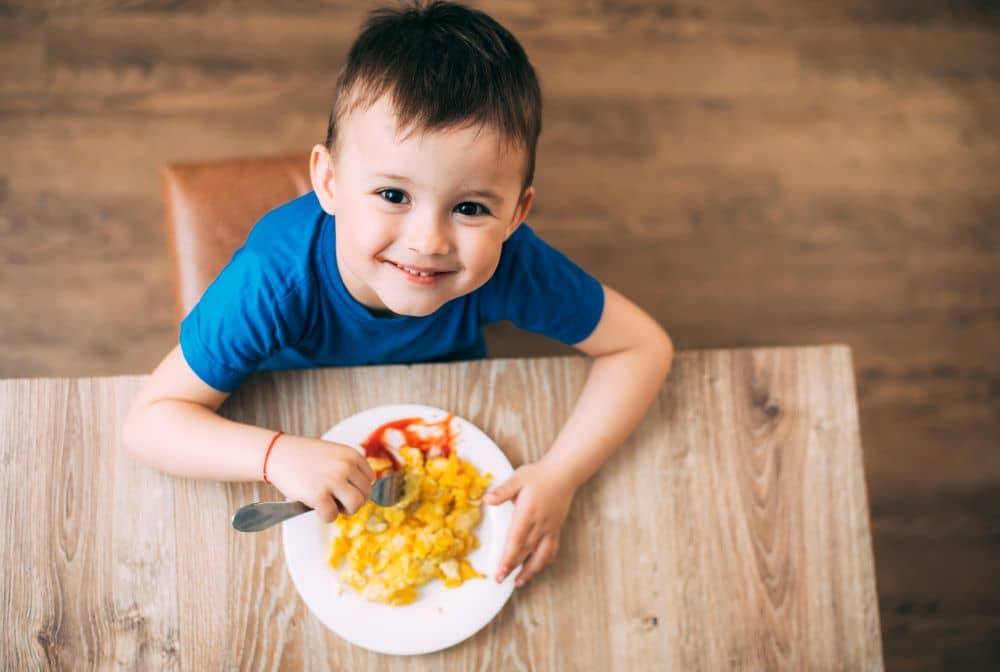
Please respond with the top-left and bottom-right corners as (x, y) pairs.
(231, 470), (406, 533)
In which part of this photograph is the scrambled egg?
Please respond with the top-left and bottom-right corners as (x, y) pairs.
(328, 445), (491, 605)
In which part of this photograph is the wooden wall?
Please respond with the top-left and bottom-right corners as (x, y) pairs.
(1, 2), (997, 669)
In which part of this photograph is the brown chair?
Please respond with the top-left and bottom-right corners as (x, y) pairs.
(161, 154), (311, 321)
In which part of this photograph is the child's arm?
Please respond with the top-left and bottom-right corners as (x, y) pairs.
(486, 285), (673, 587)
(122, 345), (375, 521)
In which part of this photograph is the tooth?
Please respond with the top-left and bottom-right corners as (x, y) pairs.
(393, 261), (438, 277)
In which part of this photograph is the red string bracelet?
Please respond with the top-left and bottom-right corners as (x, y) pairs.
(262, 430), (284, 485)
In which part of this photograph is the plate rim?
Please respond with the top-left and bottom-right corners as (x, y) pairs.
(281, 403), (516, 655)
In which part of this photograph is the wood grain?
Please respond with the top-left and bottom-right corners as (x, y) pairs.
(0, 347), (882, 670)
(1, 2), (996, 669)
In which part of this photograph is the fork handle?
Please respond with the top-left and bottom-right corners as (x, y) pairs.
(231, 500), (312, 532)
(232, 471), (400, 532)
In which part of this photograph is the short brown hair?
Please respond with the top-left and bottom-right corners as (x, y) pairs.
(325, 1), (542, 190)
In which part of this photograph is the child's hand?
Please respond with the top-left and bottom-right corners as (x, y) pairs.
(265, 435), (375, 523)
(485, 461), (577, 588)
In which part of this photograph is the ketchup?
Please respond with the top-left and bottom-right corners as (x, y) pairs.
(361, 416), (455, 473)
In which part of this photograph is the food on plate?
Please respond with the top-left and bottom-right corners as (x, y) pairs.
(328, 416), (491, 605)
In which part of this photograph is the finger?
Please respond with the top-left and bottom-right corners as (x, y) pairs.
(496, 517), (535, 583)
(353, 453), (376, 483)
(509, 528), (544, 577)
(331, 482), (366, 515)
(312, 495), (339, 524)
(524, 522), (546, 551)
(485, 473), (521, 505)
(346, 466), (373, 500)
(515, 536), (559, 587)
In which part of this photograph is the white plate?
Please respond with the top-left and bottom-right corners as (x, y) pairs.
(282, 404), (516, 655)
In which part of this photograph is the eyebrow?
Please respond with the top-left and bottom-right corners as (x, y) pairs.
(374, 172), (413, 183)
(373, 173), (504, 203)
(462, 189), (504, 204)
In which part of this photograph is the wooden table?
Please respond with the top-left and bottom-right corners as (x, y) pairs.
(0, 346), (883, 670)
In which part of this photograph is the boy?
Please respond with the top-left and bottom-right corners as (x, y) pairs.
(124, 1), (672, 589)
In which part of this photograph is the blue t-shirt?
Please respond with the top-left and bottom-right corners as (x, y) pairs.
(180, 192), (604, 392)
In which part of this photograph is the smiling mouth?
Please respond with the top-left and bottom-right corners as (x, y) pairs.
(384, 260), (456, 277)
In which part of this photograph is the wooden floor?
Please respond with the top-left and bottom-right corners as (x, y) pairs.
(1, 2), (997, 669)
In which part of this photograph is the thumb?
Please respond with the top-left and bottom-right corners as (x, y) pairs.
(486, 473), (522, 505)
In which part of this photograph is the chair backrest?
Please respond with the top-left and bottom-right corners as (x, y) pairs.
(161, 154), (311, 321)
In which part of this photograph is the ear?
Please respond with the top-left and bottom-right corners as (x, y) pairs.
(504, 185), (535, 240)
(310, 144), (337, 215)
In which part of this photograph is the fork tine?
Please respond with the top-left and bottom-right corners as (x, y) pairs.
(372, 470), (405, 507)
(390, 470), (405, 504)
(393, 471), (405, 503)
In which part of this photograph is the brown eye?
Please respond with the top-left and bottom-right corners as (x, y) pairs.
(378, 189), (408, 204)
(455, 202), (488, 216)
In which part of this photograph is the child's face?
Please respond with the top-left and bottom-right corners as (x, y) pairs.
(311, 96), (535, 317)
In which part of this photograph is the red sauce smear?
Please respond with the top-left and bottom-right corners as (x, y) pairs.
(361, 416), (455, 476)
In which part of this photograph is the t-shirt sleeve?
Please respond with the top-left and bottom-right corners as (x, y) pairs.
(479, 224), (604, 345)
(179, 247), (310, 393)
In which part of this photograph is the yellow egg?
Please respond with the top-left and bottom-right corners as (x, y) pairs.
(327, 445), (491, 605)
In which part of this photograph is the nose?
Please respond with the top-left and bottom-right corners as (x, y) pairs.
(404, 211), (451, 256)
